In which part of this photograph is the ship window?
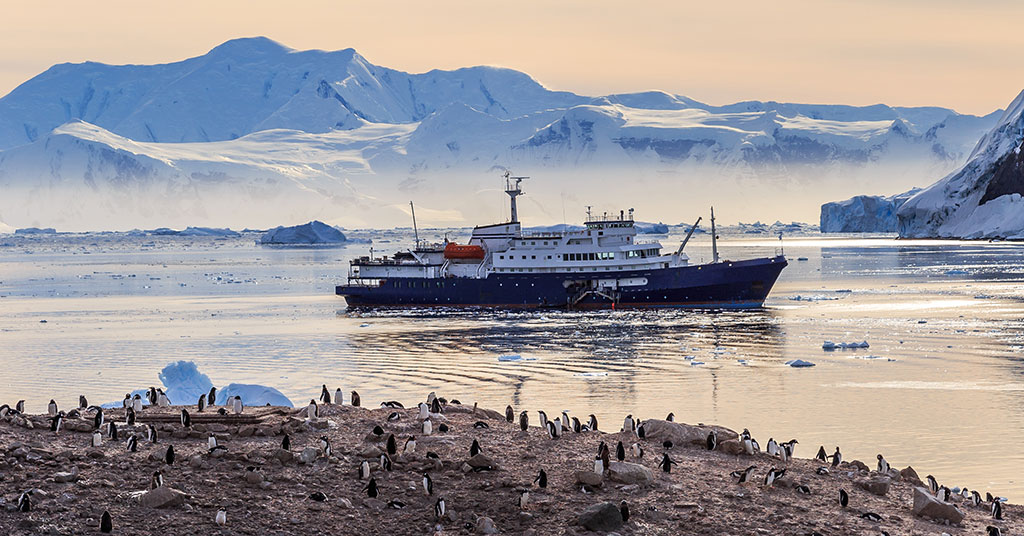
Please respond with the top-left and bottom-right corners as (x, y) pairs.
(531, 241), (535, 245)
(499, 255), (504, 259)
(543, 241), (548, 245)
(522, 255), (526, 260)
(531, 256), (536, 259)
(546, 256), (551, 259)
(599, 231), (603, 236)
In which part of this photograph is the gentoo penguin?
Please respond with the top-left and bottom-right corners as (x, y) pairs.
(146, 424), (157, 443)
(538, 410), (548, 428)
(971, 490), (982, 508)
(197, 393), (207, 413)
(561, 411), (571, 430)
(815, 445), (828, 462)
(232, 396), (243, 415)
(319, 435), (332, 457)
(860, 512), (882, 522)
(79, 395), (88, 409)
(351, 391), (361, 407)
(180, 409), (191, 428)
(386, 434), (398, 456)
(426, 451), (440, 460)
(146, 387), (156, 406)
(208, 435), (218, 449)
(572, 417), (582, 433)
(364, 478), (379, 498)
(587, 414), (598, 431)
(422, 472), (433, 495)
(743, 435), (755, 456)
(427, 391), (437, 405)
(829, 447), (842, 467)
(616, 441), (626, 462)
(126, 434), (138, 452)
(430, 397), (442, 414)
(620, 501), (630, 522)
(992, 499), (1003, 520)
(158, 389), (170, 407)
(987, 526), (1002, 536)
(470, 439), (482, 457)
(784, 440), (798, 457)
(519, 411), (529, 431)
(796, 484), (811, 494)
(371, 425), (385, 438)
(876, 454), (889, 473)
(94, 408), (104, 430)
(335, 388), (343, 405)
(766, 438), (779, 457)
(100, 510), (113, 533)
(505, 405), (514, 423)
(926, 475), (939, 495)
(839, 488), (849, 508)
(593, 456), (605, 474)
(438, 423), (449, 433)
(403, 436), (417, 456)
(66, 409), (81, 419)
(165, 444), (175, 465)
(706, 431), (718, 451)
(518, 489), (530, 509)
(534, 469), (547, 488)
(636, 422), (646, 439)
(320, 385), (331, 404)
(280, 433), (290, 451)
(622, 414), (634, 433)
(658, 453), (675, 473)
(122, 394), (131, 408)
(666, 412), (675, 422)
(546, 420), (557, 439)
(359, 460), (371, 480)
(419, 403), (429, 420)
(132, 394), (143, 413)
(0, 404), (9, 418)
(17, 490), (31, 512)
(764, 467), (786, 487)
(472, 421), (488, 429)
(937, 486), (951, 502)
(307, 400), (320, 419)
(386, 499), (406, 509)
(631, 443), (645, 459)
(309, 491), (328, 501)
(422, 419), (433, 435)
(552, 417), (562, 438)
(434, 497), (446, 518)
(208, 386), (217, 406)
(215, 510), (227, 526)
(126, 407), (136, 426)
(816, 467), (830, 475)
(108, 421), (118, 440)
(736, 465), (757, 484)
(379, 452), (393, 471)
(48, 399), (58, 416)
(92, 430), (102, 447)
(50, 413), (63, 433)
(778, 442), (789, 463)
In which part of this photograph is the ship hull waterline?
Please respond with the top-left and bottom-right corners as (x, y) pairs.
(337, 255), (787, 309)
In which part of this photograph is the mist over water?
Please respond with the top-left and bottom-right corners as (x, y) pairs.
(1, 231), (1023, 498)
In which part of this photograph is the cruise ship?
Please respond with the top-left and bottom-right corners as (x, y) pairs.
(336, 174), (787, 308)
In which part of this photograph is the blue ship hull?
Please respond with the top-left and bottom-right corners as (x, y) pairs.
(337, 255), (787, 309)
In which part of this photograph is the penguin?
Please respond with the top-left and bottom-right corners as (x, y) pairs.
(631, 443), (644, 459)
(379, 452), (393, 471)
(0, 404), (9, 418)
(534, 469), (547, 488)
(50, 413), (63, 433)
(426, 451), (440, 460)
(937, 486), (951, 502)
(816, 467), (830, 475)
(839, 488), (849, 508)
(403, 436), (417, 456)
(658, 453), (675, 473)
(215, 510), (227, 526)
(126, 407), (136, 426)
(784, 439), (798, 457)
(320, 385), (331, 404)
(126, 434), (138, 452)
(17, 490), (31, 512)
(438, 423), (449, 433)
(666, 412), (675, 422)
(778, 442), (789, 463)
(48, 399), (58, 416)
(518, 489), (530, 509)
(796, 484), (811, 494)
(706, 430), (718, 451)
(359, 460), (371, 480)
(766, 438), (779, 457)
(386, 434), (398, 456)
(91, 430), (102, 447)
(546, 420), (557, 439)
(146, 424), (157, 443)
(926, 475), (939, 495)
(351, 391), (361, 407)
(622, 414), (634, 433)
(829, 447), (842, 467)
(335, 388), (343, 405)
(108, 421), (118, 440)
(382, 401), (405, 409)
(232, 396), (243, 415)
(15, 399), (25, 413)
(158, 390), (170, 407)
(430, 397), (442, 414)
(79, 395), (88, 409)
(99, 510), (113, 533)
(561, 411), (571, 430)
(743, 436), (755, 456)
(593, 456), (605, 474)
(619, 500), (631, 522)
(146, 388), (156, 406)
(616, 441), (626, 462)
(208, 386), (217, 406)
(434, 497), (446, 519)
(764, 467), (786, 487)
(538, 410), (548, 428)
(180, 408), (191, 428)
(987, 527), (1002, 536)
(815, 445), (828, 462)
(470, 439), (482, 457)
(66, 409), (81, 419)
(387, 411), (401, 423)
(94, 408), (104, 430)
(992, 499), (1002, 520)
(165, 444), (175, 465)
(736, 465), (757, 484)
(364, 478), (379, 498)
(572, 417), (582, 433)
(986, 492), (994, 503)
(319, 435), (332, 457)
(971, 490), (982, 508)
(473, 421), (489, 429)
(517, 410), (528, 431)
(636, 422), (646, 439)
(588, 414), (598, 431)
(217, 408), (227, 415)
(309, 491), (328, 502)
(418, 403), (429, 420)
(208, 434), (218, 450)
(371, 425), (385, 438)
(427, 391), (437, 405)
(422, 419), (433, 435)
(151, 471), (163, 489)
(197, 393), (207, 413)
(876, 454), (889, 473)
(305, 399), (320, 419)
(860, 512), (882, 522)
(386, 499), (406, 509)
(422, 472), (433, 495)
(122, 394), (131, 408)
(505, 405), (514, 423)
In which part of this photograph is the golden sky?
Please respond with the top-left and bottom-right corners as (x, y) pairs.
(2, 0), (1022, 115)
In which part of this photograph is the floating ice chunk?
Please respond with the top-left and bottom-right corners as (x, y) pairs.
(789, 295), (839, 302)
(944, 269), (969, 275)
(574, 372), (608, 377)
(822, 340), (869, 350)
(785, 359), (816, 367)
(159, 361), (213, 404)
(850, 355), (897, 362)
(498, 354), (522, 362)
(690, 361), (706, 366)
(834, 289), (853, 293)
(359, 323), (370, 327)
(217, 383), (293, 407)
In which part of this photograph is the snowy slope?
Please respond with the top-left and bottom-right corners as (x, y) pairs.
(820, 188), (921, 233)
(898, 90), (1024, 238)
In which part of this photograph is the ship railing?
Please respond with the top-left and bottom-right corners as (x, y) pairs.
(345, 278), (386, 287)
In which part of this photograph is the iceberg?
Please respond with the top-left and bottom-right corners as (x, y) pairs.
(176, 227), (241, 237)
(822, 341), (870, 350)
(260, 221), (346, 245)
(635, 221), (670, 234)
(103, 361), (294, 408)
(216, 384), (293, 407)
(785, 360), (816, 367)
(819, 188), (920, 233)
(14, 227), (57, 235)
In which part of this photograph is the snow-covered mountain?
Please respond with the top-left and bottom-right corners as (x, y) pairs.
(0, 37), (1003, 230)
(820, 188), (920, 233)
(898, 90), (1024, 239)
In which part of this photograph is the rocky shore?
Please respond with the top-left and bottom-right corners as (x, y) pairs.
(0, 398), (1017, 535)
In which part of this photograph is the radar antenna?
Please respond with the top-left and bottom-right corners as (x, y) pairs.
(503, 170), (529, 223)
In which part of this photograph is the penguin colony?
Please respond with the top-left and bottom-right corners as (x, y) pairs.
(0, 391), (1016, 534)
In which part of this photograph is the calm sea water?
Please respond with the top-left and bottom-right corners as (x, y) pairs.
(1, 231), (1023, 498)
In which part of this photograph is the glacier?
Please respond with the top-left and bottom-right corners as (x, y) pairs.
(898, 90), (1024, 239)
(0, 37), (1005, 230)
(819, 188), (920, 233)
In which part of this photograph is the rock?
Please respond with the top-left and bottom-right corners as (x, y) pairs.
(856, 476), (891, 496)
(206, 423), (229, 433)
(607, 461), (653, 485)
(337, 498), (353, 509)
(189, 455), (203, 469)
(299, 447), (320, 464)
(912, 487), (965, 524)
(845, 460), (870, 473)
(575, 471), (604, 487)
(717, 439), (746, 455)
(578, 502), (624, 532)
(171, 429), (190, 439)
(53, 468), (79, 483)
(273, 449), (294, 464)
(900, 466), (924, 486)
(85, 448), (105, 459)
(466, 454), (496, 470)
(356, 445), (382, 458)
(238, 425), (256, 437)
(244, 470), (264, 486)
(637, 419), (737, 446)
(475, 516), (499, 534)
(138, 487), (187, 509)
(307, 419), (329, 430)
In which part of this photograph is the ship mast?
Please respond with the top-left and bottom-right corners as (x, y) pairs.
(410, 201), (420, 250)
(710, 206), (720, 263)
(504, 171), (528, 223)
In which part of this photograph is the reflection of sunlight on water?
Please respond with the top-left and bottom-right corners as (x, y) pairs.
(842, 299), (985, 311)
(831, 381), (1024, 391)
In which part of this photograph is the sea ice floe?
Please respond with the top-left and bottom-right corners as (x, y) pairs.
(785, 359), (815, 367)
(573, 372), (608, 377)
(789, 295), (840, 302)
(822, 341), (869, 350)
(497, 354), (536, 362)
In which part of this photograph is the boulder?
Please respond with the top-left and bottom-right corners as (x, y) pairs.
(900, 466), (924, 486)
(475, 516), (499, 534)
(299, 447), (320, 464)
(466, 454), (496, 470)
(53, 468), (79, 483)
(845, 460), (870, 473)
(244, 470), (264, 486)
(717, 440), (746, 455)
(607, 461), (653, 485)
(273, 448), (294, 464)
(912, 486), (964, 524)
(856, 476), (891, 496)
(356, 445), (382, 459)
(138, 487), (187, 508)
(638, 419), (737, 447)
(578, 502), (624, 532)
(238, 425), (256, 437)
(574, 471), (604, 487)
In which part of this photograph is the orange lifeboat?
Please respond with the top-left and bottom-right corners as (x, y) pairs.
(444, 242), (485, 260)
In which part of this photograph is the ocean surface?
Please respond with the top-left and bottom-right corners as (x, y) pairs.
(2, 230), (1023, 499)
